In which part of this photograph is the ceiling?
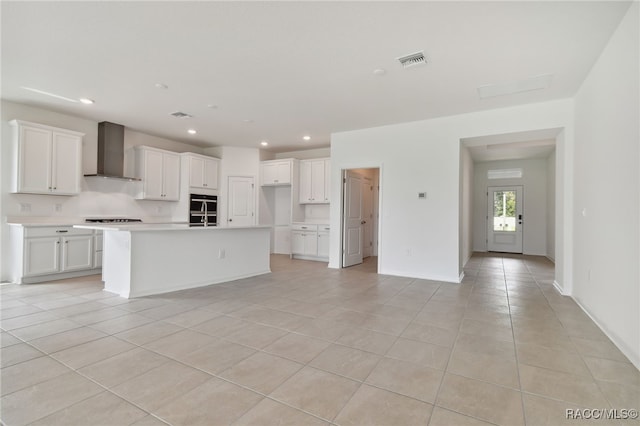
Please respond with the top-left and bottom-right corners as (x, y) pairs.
(1, 1), (631, 153)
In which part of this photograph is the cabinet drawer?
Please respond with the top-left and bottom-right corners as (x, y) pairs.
(24, 226), (92, 238)
(292, 224), (317, 232)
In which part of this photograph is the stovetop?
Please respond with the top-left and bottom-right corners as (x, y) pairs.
(85, 218), (143, 223)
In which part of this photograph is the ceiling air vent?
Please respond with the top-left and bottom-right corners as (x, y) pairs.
(397, 51), (426, 68)
(169, 111), (193, 119)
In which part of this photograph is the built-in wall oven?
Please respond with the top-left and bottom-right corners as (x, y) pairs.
(189, 194), (217, 226)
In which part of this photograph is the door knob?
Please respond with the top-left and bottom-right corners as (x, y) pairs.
(361, 220), (366, 225)
(229, 218), (233, 222)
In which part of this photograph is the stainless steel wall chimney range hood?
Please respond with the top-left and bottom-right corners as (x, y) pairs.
(84, 121), (140, 181)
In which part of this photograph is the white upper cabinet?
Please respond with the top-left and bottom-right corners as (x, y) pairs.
(10, 120), (83, 196)
(185, 153), (219, 190)
(261, 160), (292, 185)
(299, 158), (330, 204)
(135, 146), (181, 200)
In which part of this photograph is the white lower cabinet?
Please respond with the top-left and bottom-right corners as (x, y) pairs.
(291, 223), (329, 261)
(317, 226), (330, 258)
(11, 225), (101, 284)
(24, 237), (60, 276)
(61, 235), (94, 271)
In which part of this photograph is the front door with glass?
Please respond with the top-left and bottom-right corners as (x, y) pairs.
(487, 186), (523, 253)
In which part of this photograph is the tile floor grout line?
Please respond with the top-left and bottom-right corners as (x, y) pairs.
(502, 254), (529, 426)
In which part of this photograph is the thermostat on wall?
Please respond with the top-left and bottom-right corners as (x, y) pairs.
(418, 192), (427, 199)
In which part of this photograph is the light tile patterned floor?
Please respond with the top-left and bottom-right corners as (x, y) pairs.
(1, 253), (638, 425)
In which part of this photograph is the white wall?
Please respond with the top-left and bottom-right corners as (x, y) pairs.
(472, 159), (548, 256)
(546, 149), (556, 261)
(459, 146), (474, 272)
(205, 146), (260, 227)
(1, 101), (205, 281)
(330, 99), (574, 283)
(572, 3), (639, 367)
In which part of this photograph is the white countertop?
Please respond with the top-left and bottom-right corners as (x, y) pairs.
(74, 224), (271, 232)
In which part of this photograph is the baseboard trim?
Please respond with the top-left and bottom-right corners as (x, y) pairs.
(458, 271), (465, 283)
(571, 296), (640, 371)
(545, 255), (556, 264)
(552, 280), (566, 295)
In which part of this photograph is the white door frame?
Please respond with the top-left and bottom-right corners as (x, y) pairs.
(339, 166), (383, 270)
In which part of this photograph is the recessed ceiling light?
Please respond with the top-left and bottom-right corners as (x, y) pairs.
(79, 98), (94, 105)
(154, 83), (168, 89)
(207, 104), (218, 109)
(373, 68), (386, 76)
(303, 136), (311, 141)
(261, 141), (268, 146)
(243, 119), (254, 124)
(188, 129), (197, 135)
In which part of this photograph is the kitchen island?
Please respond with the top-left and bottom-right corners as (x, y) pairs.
(74, 223), (271, 298)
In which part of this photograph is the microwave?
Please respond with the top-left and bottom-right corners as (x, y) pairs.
(189, 194), (217, 226)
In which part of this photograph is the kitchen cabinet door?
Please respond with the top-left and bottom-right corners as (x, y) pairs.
(51, 132), (82, 195)
(261, 161), (291, 185)
(299, 161), (312, 203)
(189, 156), (205, 188)
(17, 126), (52, 194)
(304, 232), (318, 256)
(317, 230), (330, 258)
(24, 237), (60, 276)
(162, 152), (181, 201)
(291, 231), (305, 255)
(310, 160), (325, 202)
(142, 149), (164, 199)
(61, 235), (94, 271)
(203, 158), (219, 189)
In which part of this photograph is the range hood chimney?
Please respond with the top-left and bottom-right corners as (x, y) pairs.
(84, 121), (140, 181)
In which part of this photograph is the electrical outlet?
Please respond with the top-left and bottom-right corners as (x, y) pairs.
(20, 203), (31, 213)
(406, 248), (412, 256)
(219, 248), (226, 259)
(54, 203), (62, 212)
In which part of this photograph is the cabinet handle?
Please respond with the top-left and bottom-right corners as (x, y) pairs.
(56, 230), (69, 233)
(301, 227), (307, 229)
(53, 187), (57, 190)
(56, 241), (60, 244)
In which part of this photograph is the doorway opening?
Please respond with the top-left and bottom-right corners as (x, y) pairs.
(459, 128), (563, 284)
(341, 168), (380, 269)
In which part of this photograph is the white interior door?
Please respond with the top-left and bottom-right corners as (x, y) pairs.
(342, 171), (363, 267)
(362, 178), (373, 258)
(487, 186), (523, 253)
(228, 176), (255, 227)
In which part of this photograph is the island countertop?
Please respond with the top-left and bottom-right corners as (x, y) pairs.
(74, 223), (271, 232)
